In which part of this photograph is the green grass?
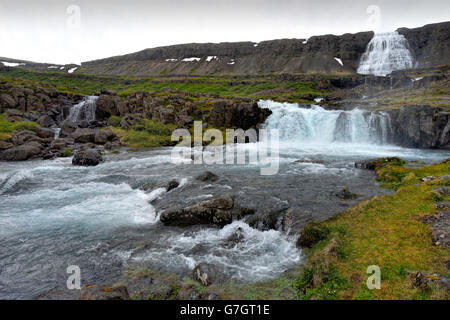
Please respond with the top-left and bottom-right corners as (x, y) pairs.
(295, 160), (450, 300)
(108, 119), (177, 149)
(0, 68), (329, 102)
(0, 113), (39, 140)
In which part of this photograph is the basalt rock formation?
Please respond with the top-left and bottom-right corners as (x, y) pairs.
(397, 21), (450, 68)
(77, 22), (449, 76)
(388, 105), (450, 149)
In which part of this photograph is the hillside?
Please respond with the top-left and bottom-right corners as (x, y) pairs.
(75, 21), (450, 76)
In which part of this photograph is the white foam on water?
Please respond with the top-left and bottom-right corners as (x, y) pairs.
(0, 169), (34, 195)
(0, 182), (158, 236)
(131, 221), (301, 281)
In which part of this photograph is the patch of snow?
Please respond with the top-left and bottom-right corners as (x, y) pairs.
(254, 43), (259, 47)
(165, 58), (178, 62)
(334, 57), (343, 66)
(314, 97), (323, 103)
(227, 59), (235, 65)
(302, 39), (308, 44)
(60, 66), (65, 70)
(47, 66), (58, 69)
(182, 57), (201, 62)
(414, 77), (423, 81)
(1, 61), (26, 67)
(206, 56), (217, 62)
(68, 67), (78, 73)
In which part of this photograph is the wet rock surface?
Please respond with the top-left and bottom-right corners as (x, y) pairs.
(160, 196), (234, 227)
(72, 149), (104, 166)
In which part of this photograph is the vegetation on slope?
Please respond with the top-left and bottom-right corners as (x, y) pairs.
(108, 118), (177, 149)
(0, 68), (329, 103)
(295, 159), (450, 300)
(0, 113), (38, 140)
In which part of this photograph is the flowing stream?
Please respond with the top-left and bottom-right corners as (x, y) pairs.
(0, 100), (449, 299)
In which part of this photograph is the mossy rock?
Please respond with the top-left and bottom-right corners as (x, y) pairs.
(296, 222), (330, 248)
(61, 148), (73, 157)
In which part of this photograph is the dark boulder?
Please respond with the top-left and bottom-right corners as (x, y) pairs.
(209, 99), (271, 130)
(0, 93), (17, 111)
(196, 171), (218, 182)
(71, 128), (98, 143)
(0, 143), (42, 161)
(166, 179), (180, 192)
(37, 115), (55, 128)
(224, 227), (245, 248)
(94, 129), (116, 144)
(72, 149), (103, 166)
(160, 196), (234, 227)
(95, 95), (119, 120)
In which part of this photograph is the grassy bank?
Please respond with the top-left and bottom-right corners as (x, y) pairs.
(0, 113), (38, 140)
(108, 118), (178, 149)
(294, 159), (450, 300)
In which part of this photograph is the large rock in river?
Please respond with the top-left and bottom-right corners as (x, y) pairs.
(72, 149), (103, 166)
(160, 196), (234, 227)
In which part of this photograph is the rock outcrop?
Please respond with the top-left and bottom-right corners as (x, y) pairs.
(388, 105), (450, 149)
(79, 32), (374, 76)
(397, 21), (450, 68)
(76, 22), (449, 76)
(160, 196), (234, 227)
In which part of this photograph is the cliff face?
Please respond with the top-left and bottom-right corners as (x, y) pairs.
(397, 21), (450, 68)
(388, 105), (450, 149)
(79, 32), (374, 76)
(78, 21), (450, 76)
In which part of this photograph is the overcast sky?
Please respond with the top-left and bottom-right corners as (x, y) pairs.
(0, 0), (449, 65)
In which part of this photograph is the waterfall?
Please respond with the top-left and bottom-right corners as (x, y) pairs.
(67, 95), (98, 126)
(357, 32), (414, 76)
(259, 100), (392, 145)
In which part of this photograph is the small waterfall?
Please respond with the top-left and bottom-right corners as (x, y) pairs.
(357, 32), (414, 76)
(259, 100), (392, 145)
(67, 95), (98, 126)
(53, 128), (61, 139)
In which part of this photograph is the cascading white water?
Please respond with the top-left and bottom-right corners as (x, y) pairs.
(67, 95), (98, 126)
(259, 100), (392, 145)
(357, 32), (414, 76)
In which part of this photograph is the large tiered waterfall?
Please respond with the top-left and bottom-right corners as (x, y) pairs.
(259, 100), (392, 145)
(67, 95), (98, 126)
(357, 32), (414, 76)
